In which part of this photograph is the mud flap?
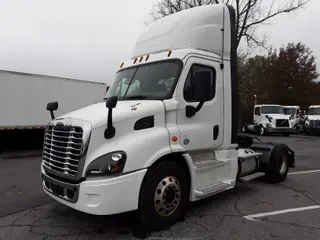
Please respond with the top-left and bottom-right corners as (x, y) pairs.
(250, 142), (295, 170)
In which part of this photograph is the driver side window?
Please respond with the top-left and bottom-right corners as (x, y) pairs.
(254, 107), (261, 115)
(183, 64), (216, 102)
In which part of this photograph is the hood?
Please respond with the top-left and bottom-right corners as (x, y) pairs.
(57, 100), (165, 129)
(307, 115), (320, 121)
(263, 114), (290, 120)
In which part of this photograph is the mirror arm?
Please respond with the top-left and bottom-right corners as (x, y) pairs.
(195, 102), (204, 112)
(50, 111), (55, 120)
(107, 108), (113, 129)
(104, 107), (116, 139)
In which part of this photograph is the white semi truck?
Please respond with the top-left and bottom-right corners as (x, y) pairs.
(283, 105), (302, 133)
(0, 70), (105, 151)
(305, 105), (320, 135)
(41, 4), (295, 232)
(242, 104), (295, 136)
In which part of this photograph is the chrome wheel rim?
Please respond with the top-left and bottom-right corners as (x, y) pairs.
(279, 153), (288, 174)
(154, 176), (181, 217)
(242, 126), (246, 132)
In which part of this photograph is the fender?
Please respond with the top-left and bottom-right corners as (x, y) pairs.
(259, 121), (270, 128)
(250, 142), (295, 168)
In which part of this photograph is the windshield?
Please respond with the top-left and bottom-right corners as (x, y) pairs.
(106, 60), (182, 100)
(261, 106), (284, 114)
(283, 108), (296, 115)
(308, 108), (320, 115)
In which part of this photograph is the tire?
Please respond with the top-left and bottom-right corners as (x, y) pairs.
(138, 161), (189, 231)
(283, 133), (290, 137)
(259, 126), (265, 136)
(241, 125), (246, 133)
(265, 144), (289, 183)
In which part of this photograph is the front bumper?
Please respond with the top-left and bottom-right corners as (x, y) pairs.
(42, 167), (147, 215)
(305, 127), (320, 134)
(266, 127), (295, 133)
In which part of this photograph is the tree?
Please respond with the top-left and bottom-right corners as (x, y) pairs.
(242, 42), (319, 108)
(145, 0), (309, 49)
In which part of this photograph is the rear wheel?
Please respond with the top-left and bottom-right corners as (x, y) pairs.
(138, 161), (189, 231)
(265, 144), (289, 183)
(241, 125), (246, 133)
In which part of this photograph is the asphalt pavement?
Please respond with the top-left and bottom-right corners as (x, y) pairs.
(1, 134), (320, 239)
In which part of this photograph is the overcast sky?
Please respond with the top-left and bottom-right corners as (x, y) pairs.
(0, 0), (319, 84)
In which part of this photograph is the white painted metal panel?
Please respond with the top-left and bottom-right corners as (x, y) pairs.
(0, 70), (105, 128)
(131, 4), (231, 60)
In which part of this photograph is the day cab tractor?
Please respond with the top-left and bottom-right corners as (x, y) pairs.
(242, 104), (295, 136)
(41, 4), (295, 233)
(305, 105), (320, 135)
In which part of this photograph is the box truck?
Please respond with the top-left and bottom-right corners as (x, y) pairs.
(41, 4), (295, 233)
(0, 70), (105, 151)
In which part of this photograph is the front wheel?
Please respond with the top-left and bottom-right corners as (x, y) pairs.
(259, 126), (265, 136)
(138, 161), (189, 231)
(265, 144), (289, 183)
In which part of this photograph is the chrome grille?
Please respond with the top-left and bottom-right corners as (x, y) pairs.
(276, 119), (289, 127)
(43, 125), (83, 176)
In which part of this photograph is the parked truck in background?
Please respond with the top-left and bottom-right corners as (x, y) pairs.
(0, 70), (105, 152)
(242, 104), (295, 136)
(305, 105), (320, 135)
(283, 105), (301, 133)
(41, 4), (295, 232)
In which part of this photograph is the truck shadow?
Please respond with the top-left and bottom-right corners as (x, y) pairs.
(36, 183), (257, 238)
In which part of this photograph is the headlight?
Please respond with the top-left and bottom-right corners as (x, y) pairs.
(86, 151), (127, 176)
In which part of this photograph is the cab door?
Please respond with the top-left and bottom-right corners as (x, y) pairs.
(175, 56), (223, 160)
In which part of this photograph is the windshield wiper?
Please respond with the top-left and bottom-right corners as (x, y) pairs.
(125, 95), (149, 100)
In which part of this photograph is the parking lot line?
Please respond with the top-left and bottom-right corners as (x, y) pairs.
(288, 169), (320, 175)
(243, 205), (320, 221)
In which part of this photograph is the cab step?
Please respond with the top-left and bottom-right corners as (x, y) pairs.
(195, 181), (231, 197)
(237, 172), (265, 182)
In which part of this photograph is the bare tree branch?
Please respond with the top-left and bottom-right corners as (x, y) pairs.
(145, 0), (310, 50)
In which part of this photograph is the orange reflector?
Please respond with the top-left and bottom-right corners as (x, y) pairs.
(172, 136), (178, 142)
(133, 58), (137, 64)
(139, 56), (143, 62)
(145, 55), (149, 61)
(168, 50), (172, 57)
(120, 62), (124, 68)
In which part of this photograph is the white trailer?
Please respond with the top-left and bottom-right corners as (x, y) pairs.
(0, 70), (105, 150)
(41, 4), (295, 234)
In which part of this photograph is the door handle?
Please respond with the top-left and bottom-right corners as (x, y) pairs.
(213, 125), (219, 140)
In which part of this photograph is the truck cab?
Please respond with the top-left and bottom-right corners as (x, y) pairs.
(251, 104), (294, 136)
(283, 105), (301, 130)
(305, 105), (320, 134)
(41, 4), (295, 232)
